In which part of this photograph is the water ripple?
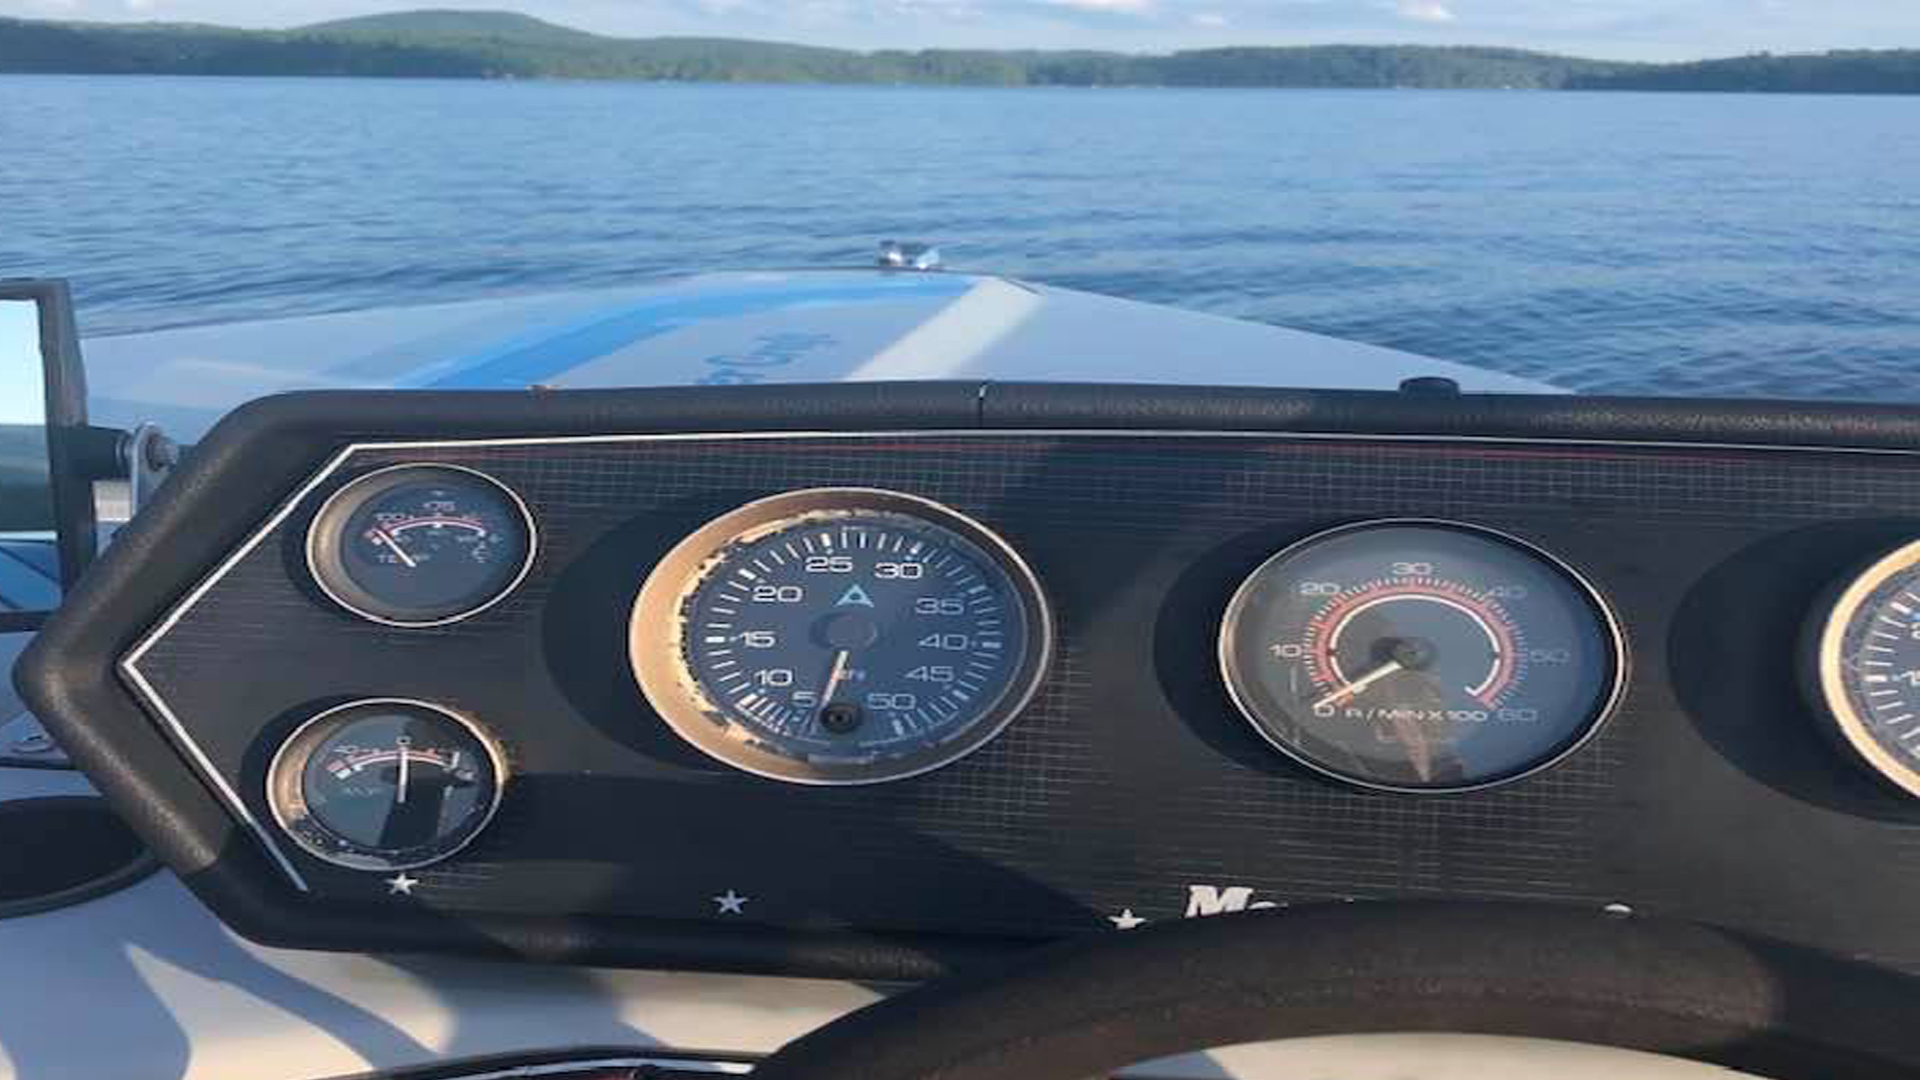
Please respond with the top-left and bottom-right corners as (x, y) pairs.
(1, 77), (1916, 401)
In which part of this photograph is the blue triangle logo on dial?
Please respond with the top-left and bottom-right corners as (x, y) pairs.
(835, 584), (877, 608)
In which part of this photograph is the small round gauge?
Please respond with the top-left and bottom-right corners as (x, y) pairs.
(631, 488), (1052, 785)
(1809, 539), (1920, 799)
(267, 699), (507, 871)
(1220, 520), (1624, 793)
(307, 464), (535, 626)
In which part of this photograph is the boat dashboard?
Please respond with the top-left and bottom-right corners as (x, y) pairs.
(24, 380), (1920, 981)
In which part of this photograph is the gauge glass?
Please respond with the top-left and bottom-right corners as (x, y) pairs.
(1811, 539), (1920, 799)
(268, 699), (506, 871)
(307, 464), (535, 626)
(631, 489), (1052, 785)
(1220, 521), (1623, 793)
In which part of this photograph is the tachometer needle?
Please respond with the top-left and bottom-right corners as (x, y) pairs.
(396, 747), (410, 806)
(371, 528), (418, 568)
(1312, 660), (1405, 711)
(822, 649), (853, 704)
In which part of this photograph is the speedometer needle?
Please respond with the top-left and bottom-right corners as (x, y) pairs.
(371, 528), (418, 568)
(1312, 660), (1405, 711)
(396, 746), (410, 806)
(822, 649), (853, 704)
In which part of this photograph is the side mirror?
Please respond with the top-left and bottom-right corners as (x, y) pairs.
(0, 280), (96, 632)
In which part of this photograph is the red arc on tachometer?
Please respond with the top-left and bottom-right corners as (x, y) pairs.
(1304, 578), (1521, 710)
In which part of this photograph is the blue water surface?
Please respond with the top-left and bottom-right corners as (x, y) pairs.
(1, 76), (1916, 399)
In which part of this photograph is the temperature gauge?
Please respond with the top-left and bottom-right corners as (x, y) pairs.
(307, 463), (535, 626)
(267, 699), (507, 871)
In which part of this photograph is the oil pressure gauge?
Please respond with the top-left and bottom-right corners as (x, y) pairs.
(1220, 520), (1624, 793)
(268, 699), (507, 871)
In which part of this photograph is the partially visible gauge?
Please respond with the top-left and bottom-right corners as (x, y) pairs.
(307, 464), (535, 626)
(1220, 520), (1624, 793)
(267, 699), (507, 871)
(1808, 538), (1920, 799)
(631, 488), (1052, 785)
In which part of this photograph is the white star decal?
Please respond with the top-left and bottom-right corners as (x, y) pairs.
(713, 889), (749, 915)
(1109, 908), (1148, 930)
(386, 873), (420, 896)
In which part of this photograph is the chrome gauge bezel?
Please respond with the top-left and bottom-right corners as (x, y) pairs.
(1810, 538), (1920, 800)
(305, 462), (538, 628)
(1217, 517), (1629, 795)
(266, 698), (510, 872)
(630, 487), (1055, 786)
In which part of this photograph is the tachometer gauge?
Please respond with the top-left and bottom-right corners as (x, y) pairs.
(1220, 520), (1624, 793)
(267, 699), (507, 871)
(307, 464), (535, 626)
(631, 489), (1052, 785)
(1809, 539), (1920, 799)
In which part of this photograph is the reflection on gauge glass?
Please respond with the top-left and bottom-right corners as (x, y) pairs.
(267, 699), (507, 871)
(1220, 520), (1623, 793)
(631, 488), (1052, 785)
(307, 464), (535, 626)
(1810, 538), (1920, 799)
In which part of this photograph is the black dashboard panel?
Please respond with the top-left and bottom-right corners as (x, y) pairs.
(24, 383), (1920, 979)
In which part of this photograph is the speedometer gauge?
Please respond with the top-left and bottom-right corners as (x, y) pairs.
(1220, 520), (1624, 793)
(631, 489), (1052, 785)
(1809, 539), (1920, 799)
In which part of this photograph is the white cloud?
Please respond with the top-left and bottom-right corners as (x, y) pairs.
(1189, 10), (1227, 26)
(1038, 0), (1152, 11)
(1395, 0), (1455, 23)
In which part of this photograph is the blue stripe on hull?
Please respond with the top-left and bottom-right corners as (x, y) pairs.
(394, 278), (971, 390)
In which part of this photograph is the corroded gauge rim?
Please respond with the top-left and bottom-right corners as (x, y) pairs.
(1217, 517), (1628, 796)
(629, 487), (1054, 786)
(266, 698), (510, 872)
(305, 462), (538, 628)
(1813, 538), (1920, 799)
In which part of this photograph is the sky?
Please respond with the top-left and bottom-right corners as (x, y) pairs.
(2, 0), (1915, 61)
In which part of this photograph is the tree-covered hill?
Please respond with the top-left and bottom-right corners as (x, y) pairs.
(1570, 50), (1920, 94)
(0, 8), (1913, 93)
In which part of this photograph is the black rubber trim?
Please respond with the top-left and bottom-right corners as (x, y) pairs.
(756, 902), (1920, 1080)
(19, 382), (1920, 979)
(981, 381), (1920, 447)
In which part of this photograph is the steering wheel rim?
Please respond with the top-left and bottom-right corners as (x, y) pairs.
(754, 902), (1920, 1080)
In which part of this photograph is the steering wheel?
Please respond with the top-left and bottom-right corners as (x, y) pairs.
(753, 903), (1920, 1080)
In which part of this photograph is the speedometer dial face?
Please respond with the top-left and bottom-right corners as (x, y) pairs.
(307, 464), (535, 627)
(631, 489), (1052, 785)
(1811, 539), (1920, 799)
(1220, 521), (1624, 793)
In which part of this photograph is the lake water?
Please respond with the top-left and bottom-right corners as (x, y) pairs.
(2, 75), (1916, 399)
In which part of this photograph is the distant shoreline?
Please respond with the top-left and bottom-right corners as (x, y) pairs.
(3, 10), (1916, 95)
(6, 74), (1917, 99)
